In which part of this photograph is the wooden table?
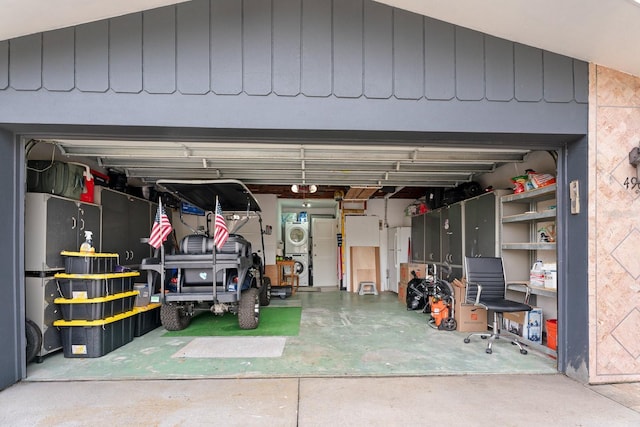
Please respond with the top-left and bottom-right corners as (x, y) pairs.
(276, 260), (299, 295)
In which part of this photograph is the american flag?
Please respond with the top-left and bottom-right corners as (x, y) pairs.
(148, 203), (172, 249)
(213, 199), (229, 250)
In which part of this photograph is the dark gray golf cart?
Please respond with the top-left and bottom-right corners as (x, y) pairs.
(141, 179), (271, 331)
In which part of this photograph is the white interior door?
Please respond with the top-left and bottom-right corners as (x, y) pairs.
(311, 217), (338, 287)
(388, 228), (399, 293)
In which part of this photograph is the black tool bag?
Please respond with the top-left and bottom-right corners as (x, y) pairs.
(27, 160), (86, 200)
(406, 275), (428, 311)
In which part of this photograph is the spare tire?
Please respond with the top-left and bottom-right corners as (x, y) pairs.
(460, 181), (482, 198)
(25, 319), (42, 364)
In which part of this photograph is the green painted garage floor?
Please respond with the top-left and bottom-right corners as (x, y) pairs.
(25, 290), (557, 381)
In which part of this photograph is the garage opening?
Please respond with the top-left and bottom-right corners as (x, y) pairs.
(22, 134), (567, 380)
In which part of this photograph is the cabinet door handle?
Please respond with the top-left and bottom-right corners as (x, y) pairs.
(79, 218), (85, 231)
(130, 250), (134, 260)
(71, 217), (76, 230)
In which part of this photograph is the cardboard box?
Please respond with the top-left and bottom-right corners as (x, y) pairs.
(452, 278), (488, 332)
(400, 263), (428, 286)
(398, 281), (407, 304)
(456, 304), (488, 332)
(503, 308), (543, 344)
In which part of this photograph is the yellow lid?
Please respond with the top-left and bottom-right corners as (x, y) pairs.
(54, 290), (139, 304)
(53, 308), (138, 327)
(132, 303), (162, 314)
(54, 271), (140, 279)
(60, 251), (120, 258)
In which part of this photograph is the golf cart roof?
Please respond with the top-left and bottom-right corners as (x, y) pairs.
(156, 179), (261, 213)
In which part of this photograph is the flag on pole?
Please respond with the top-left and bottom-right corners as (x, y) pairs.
(213, 199), (229, 250)
(148, 202), (172, 249)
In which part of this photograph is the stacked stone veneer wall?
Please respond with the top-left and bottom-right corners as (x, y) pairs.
(589, 64), (640, 383)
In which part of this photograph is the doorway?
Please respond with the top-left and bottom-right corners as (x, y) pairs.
(311, 216), (338, 287)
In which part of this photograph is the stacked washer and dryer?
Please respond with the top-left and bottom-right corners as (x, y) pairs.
(284, 221), (310, 287)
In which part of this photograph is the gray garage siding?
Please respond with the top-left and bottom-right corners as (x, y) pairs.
(0, 0), (587, 133)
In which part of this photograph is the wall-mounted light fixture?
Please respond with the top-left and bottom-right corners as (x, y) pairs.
(291, 184), (318, 193)
(629, 144), (640, 181)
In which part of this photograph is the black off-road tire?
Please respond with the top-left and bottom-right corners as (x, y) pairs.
(160, 304), (191, 331)
(259, 276), (271, 306)
(25, 319), (42, 364)
(238, 287), (260, 330)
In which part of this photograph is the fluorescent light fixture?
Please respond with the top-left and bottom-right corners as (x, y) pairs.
(291, 184), (317, 194)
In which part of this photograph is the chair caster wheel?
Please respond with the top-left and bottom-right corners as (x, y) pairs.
(464, 338), (470, 344)
(485, 348), (492, 354)
(481, 336), (488, 339)
(520, 349), (528, 355)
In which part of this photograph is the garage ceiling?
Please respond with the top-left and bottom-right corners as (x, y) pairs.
(40, 138), (534, 200)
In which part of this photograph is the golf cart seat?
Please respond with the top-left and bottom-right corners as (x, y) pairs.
(157, 234), (253, 293)
(179, 234), (252, 260)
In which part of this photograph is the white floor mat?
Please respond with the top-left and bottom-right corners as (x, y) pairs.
(172, 337), (287, 358)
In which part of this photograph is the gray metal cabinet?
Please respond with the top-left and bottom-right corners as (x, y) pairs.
(25, 193), (102, 271)
(424, 210), (441, 263)
(410, 213), (425, 262)
(440, 204), (462, 280)
(99, 188), (154, 269)
(464, 192), (501, 258)
(409, 192), (504, 282)
(440, 204), (462, 265)
(24, 192), (101, 360)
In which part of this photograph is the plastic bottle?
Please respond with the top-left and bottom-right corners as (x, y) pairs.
(79, 230), (95, 253)
(530, 260), (544, 287)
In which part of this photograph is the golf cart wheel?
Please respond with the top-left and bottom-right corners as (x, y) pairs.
(25, 319), (42, 364)
(160, 304), (191, 331)
(238, 287), (260, 330)
(440, 317), (457, 331)
(259, 276), (271, 307)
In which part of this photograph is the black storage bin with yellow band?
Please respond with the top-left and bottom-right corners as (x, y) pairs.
(53, 311), (137, 358)
(55, 291), (138, 321)
(60, 251), (119, 275)
(132, 303), (161, 337)
(53, 252), (161, 357)
(55, 271), (139, 299)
